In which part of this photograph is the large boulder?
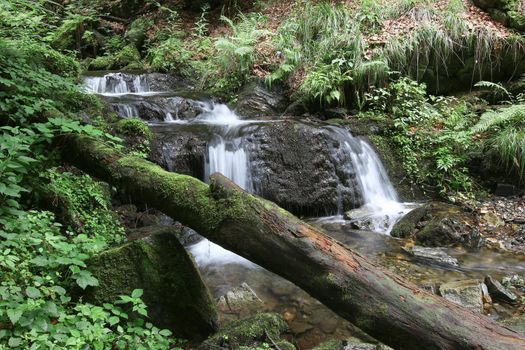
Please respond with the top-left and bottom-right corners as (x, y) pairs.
(235, 80), (289, 118)
(151, 121), (364, 216)
(199, 313), (295, 350)
(392, 202), (481, 248)
(84, 227), (218, 339)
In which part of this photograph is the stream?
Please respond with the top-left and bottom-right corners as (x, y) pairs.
(84, 72), (525, 349)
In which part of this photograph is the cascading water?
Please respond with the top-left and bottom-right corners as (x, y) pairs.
(83, 72), (410, 235)
(191, 104), (256, 266)
(84, 73), (150, 95)
(325, 126), (411, 234)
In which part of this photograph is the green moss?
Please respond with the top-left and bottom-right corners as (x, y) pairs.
(86, 229), (218, 339)
(116, 118), (153, 141)
(125, 18), (152, 50)
(199, 313), (289, 350)
(88, 55), (114, 70)
(87, 45), (142, 70)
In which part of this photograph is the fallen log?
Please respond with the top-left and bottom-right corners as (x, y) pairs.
(59, 134), (525, 350)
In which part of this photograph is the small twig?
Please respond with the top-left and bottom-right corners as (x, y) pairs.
(264, 329), (282, 350)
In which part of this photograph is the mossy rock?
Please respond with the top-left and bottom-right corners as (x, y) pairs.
(198, 313), (293, 350)
(87, 45), (141, 71)
(125, 18), (152, 51)
(391, 204), (429, 238)
(412, 202), (480, 248)
(84, 227), (218, 339)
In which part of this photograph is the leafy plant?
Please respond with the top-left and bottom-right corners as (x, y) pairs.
(472, 104), (525, 179)
(214, 13), (270, 85)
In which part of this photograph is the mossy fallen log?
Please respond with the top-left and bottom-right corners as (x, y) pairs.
(58, 134), (525, 350)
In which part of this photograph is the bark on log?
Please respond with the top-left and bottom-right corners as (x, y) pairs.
(58, 134), (525, 350)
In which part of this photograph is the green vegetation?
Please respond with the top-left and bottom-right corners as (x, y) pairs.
(0, 1), (178, 348)
(1, 0), (525, 346)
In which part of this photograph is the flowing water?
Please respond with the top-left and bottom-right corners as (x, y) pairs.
(84, 72), (525, 349)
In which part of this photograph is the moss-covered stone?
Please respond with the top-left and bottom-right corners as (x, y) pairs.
(84, 228), (218, 339)
(391, 204), (429, 238)
(125, 18), (151, 51)
(87, 45), (142, 71)
(199, 313), (293, 350)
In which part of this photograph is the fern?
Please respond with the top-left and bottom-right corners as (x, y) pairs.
(474, 80), (513, 101)
(471, 104), (525, 133)
(472, 104), (525, 179)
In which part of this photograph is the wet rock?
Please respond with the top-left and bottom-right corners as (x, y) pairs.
(312, 338), (392, 350)
(391, 204), (429, 238)
(217, 282), (265, 317)
(247, 122), (362, 216)
(235, 79), (289, 118)
(199, 313), (294, 350)
(402, 246), (459, 268)
(84, 227), (218, 339)
(150, 122), (208, 178)
(485, 275), (518, 304)
(439, 280), (484, 313)
(412, 202), (480, 248)
(152, 120), (364, 216)
(344, 207), (388, 231)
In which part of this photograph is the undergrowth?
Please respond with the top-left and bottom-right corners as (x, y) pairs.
(0, 2), (179, 348)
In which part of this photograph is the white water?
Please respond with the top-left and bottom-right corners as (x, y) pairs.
(84, 73), (150, 95)
(189, 104), (256, 267)
(114, 104), (139, 118)
(328, 126), (411, 234)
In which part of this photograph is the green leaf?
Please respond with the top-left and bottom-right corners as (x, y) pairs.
(108, 316), (119, 326)
(74, 270), (99, 289)
(131, 289), (143, 298)
(26, 286), (41, 299)
(7, 309), (22, 324)
(8, 337), (22, 347)
(159, 329), (172, 337)
(30, 256), (49, 267)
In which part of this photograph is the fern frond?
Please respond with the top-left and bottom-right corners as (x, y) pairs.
(474, 80), (512, 100)
(472, 105), (525, 133)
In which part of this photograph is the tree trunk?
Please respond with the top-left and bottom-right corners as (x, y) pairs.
(58, 134), (525, 350)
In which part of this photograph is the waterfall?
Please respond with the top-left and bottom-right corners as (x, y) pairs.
(84, 73), (150, 95)
(190, 104), (256, 266)
(114, 104), (139, 118)
(326, 126), (409, 234)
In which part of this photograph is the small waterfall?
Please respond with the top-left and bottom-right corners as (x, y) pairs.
(326, 126), (409, 234)
(84, 73), (150, 94)
(189, 104), (255, 266)
(114, 104), (139, 118)
(205, 136), (252, 191)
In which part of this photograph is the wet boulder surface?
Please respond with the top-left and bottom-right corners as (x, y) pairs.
(151, 120), (363, 216)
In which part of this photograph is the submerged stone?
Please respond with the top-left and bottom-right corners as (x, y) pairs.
(84, 227), (218, 339)
(217, 282), (265, 321)
(402, 246), (459, 268)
